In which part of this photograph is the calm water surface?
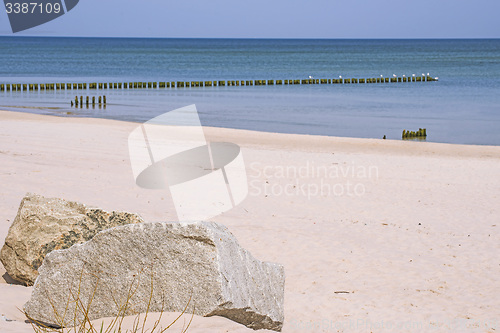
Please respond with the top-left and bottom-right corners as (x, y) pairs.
(0, 37), (499, 145)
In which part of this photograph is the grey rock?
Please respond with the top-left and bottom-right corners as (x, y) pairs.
(0, 193), (144, 286)
(24, 221), (285, 331)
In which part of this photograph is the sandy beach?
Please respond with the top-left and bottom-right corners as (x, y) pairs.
(0, 110), (499, 333)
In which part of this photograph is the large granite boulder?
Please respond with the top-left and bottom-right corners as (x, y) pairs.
(0, 193), (144, 286)
(24, 221), (285, 331)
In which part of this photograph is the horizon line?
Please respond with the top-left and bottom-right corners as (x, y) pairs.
(1, 35), (499, 40)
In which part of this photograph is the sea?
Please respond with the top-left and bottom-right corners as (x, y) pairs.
(0, 37), (499, 145)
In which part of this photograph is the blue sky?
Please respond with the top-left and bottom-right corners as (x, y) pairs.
(1, 0), (499, 38)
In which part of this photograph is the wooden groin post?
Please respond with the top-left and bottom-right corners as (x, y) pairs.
(402, 128), (427, 140)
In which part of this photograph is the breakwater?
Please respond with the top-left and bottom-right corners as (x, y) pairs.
(0, 74), (438, 92)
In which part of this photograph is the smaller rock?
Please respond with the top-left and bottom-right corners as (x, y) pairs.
(0, 193), (144, 286)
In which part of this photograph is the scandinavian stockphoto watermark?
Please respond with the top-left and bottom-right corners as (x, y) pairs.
(128, 104), (248, 221)
(4, 0), (79, 33)
(249, 161), (378, 199)
(127, 104), (376, 219)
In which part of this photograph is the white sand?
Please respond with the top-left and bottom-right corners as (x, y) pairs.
(0, 110), (499, 333)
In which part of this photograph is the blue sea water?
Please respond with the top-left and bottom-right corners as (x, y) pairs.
(0, 37), (499, 145)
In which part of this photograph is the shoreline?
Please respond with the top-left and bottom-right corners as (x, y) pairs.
(2, 109), (500, 156)
(2, 102), (500, 147)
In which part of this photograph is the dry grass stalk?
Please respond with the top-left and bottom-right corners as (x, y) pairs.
(24, 264), (194, 333)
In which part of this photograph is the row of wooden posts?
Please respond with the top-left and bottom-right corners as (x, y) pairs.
(71, 96), (106, 107)
(0, 76), (437, 92)
(402, 128), (427, 139)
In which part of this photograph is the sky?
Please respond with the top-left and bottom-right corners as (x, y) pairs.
(1, 0), (499, 38)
